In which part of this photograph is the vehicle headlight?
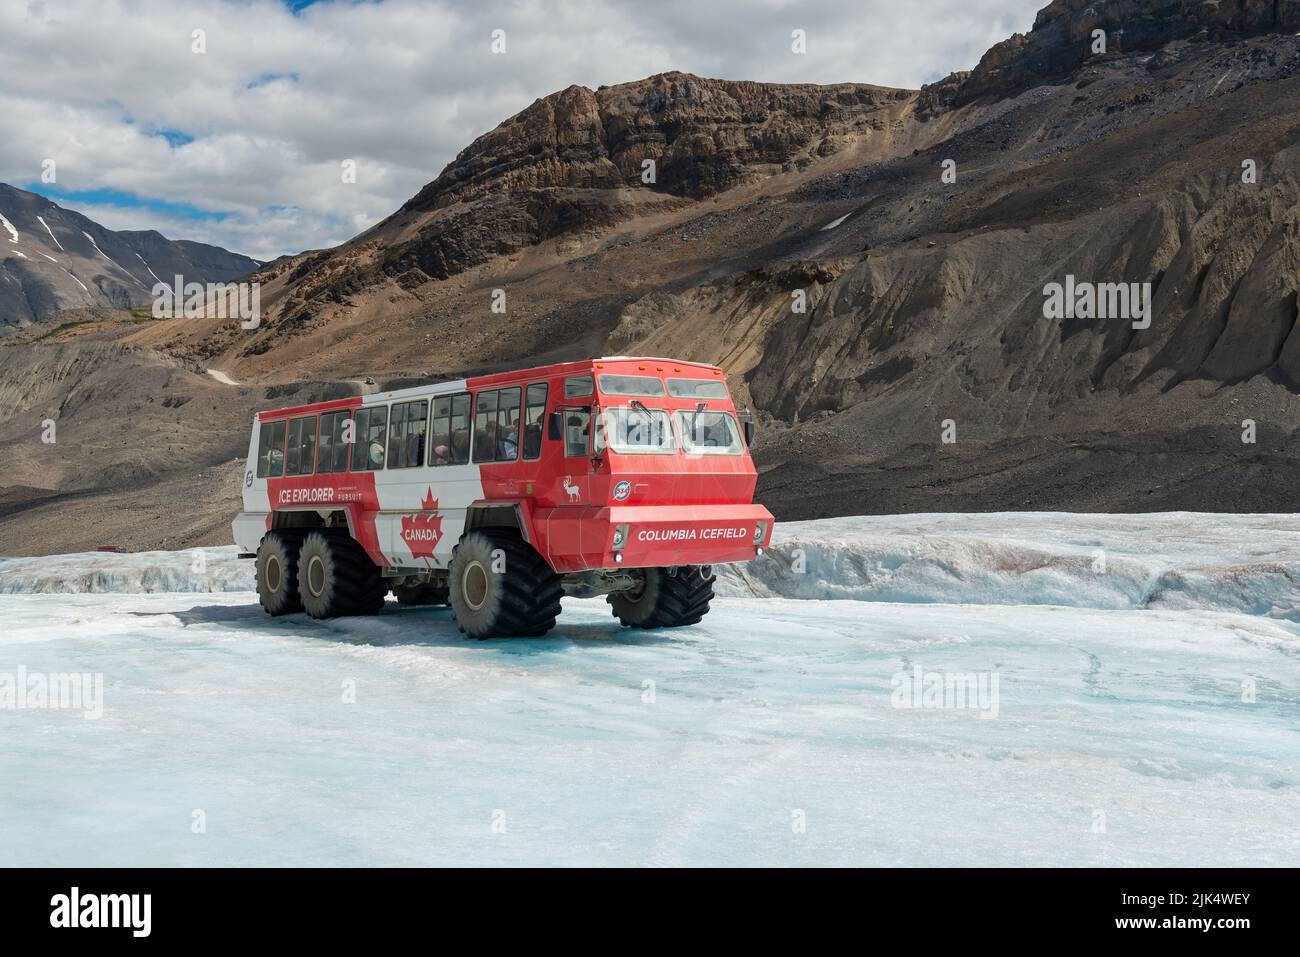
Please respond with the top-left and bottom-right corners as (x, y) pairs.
(753, 521), (768, 544)
(612, 524), (629, 550)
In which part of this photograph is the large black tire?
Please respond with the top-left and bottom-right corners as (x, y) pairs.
(449, 528), (562, 639)
(392, 583), (450, 606)
(608, 566), (715, 628)
(297, 530), (387, 619)
(256, 530), (304, 616)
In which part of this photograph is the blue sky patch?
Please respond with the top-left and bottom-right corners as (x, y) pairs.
(23, 185), (231, 223)
(247, 72), (301, 89)
(146, 129), (196, 148)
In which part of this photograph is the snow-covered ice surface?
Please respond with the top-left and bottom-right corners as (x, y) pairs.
(0, 547), (253, 594)
(1, 513), (1298, 866)
(718, 512), (1300, 619)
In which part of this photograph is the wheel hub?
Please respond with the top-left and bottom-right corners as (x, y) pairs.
(307, 554), (326, 598)
(265, 554), (282, 592)
(462, 561), (489, 611)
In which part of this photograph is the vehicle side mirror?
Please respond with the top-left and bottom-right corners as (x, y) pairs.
(743, 421), (757, 448)
(548, 411), (564, 441)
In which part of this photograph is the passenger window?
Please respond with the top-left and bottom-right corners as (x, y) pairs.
(429, 393), (471, 466)
(563, 409), (591, 457)
(522, 383), (547, 460)
(255, 419), (286, 478)
(387, 399), (429, 469)
(471, 388), (523, 463)
(350, 406), (388, 471)
(284, 415), (318, 476)
(564, 375), (593, 398)
(472, 390), (498, 463)
(317, 411), (350, 474)
(497, 387), (521, 462)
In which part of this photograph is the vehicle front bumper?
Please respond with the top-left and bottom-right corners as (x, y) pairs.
(537, 503), (774, 572)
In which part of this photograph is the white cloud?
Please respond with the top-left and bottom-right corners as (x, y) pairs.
(0, 0), (1043, 259)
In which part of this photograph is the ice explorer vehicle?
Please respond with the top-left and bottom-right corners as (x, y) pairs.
(233, 358), (774, 638)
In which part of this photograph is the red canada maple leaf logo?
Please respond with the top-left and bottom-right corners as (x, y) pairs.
(400, 488), (443, 561)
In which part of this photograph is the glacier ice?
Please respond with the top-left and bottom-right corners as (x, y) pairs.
(1, 512), (1296, 866)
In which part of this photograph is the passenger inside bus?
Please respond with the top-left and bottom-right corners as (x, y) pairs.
(408, 425), (427, 465)
(452, 428), (470, 462)
(522, 423), (542, 459)
(499, 423), (518, 460)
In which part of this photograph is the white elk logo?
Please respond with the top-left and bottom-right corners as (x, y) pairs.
(562, 475), (581, 502)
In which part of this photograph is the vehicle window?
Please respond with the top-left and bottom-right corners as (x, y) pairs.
(472, 390), (498, 463)
(387, 399), (429, 469)
(350, 406), (388, 471)
(597, 374), (665, 397)
(429, 393), (471, 466)
(563, 408), (590, 457)
(497, 387), (521, 462)
(596, 406), (675, 454)
(666, 377), (728, 399)
(564, 374), (594, 398)
(674, 410), (743, 455)
(522, 383), (547, 460)
(317, 411), (350, 474)
(472, 388), (522, 463)
(284, 415), (318, 475)
(255, 419), (286, 478)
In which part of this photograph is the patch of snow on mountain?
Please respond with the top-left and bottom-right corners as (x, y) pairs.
(37, 215), (64, 251)
(62, 268), (89, 293)
(135, 252), (163, 285)
(81, 230), (110, 261)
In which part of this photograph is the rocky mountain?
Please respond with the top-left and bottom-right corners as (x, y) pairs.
(4, 0), (1300, 554)
(228, 73), (912, 346)
(940, 0), (1300, 107)
(0, 183), (258, 330)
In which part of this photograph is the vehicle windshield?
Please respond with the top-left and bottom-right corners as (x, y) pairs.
(666, 378), (728, 399)
(673, 410), (743, 455)
(595, 406), (675, 454)
(597, 374), (665, 397)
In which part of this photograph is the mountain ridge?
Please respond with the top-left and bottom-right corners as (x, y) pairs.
(0, 182), (259, 330)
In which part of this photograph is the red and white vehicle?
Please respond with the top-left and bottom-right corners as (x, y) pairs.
(233, 357), (774, 638)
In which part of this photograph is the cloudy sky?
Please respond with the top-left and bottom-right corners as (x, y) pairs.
(0, 0), (1043, 260)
